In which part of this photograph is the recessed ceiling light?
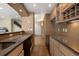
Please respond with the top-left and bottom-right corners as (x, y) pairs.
(33, 4), (36, 7)
(48, 4), (52, 7)
(19, 9), (23, 12)
(0, 7), (3, 10)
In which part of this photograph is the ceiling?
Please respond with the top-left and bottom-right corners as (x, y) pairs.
(24, 3), (56, 14)
(0, 3), (21, 24)
(8, 3), (29, 17)
(0, 3), (57, 24)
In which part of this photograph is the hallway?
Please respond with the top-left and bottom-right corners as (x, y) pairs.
(31, 36), (49, 56)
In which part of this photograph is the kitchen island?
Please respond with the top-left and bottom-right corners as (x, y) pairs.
(0, 32), (33, 56)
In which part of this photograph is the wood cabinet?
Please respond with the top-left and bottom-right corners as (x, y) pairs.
(50, 6), (57, 21)
(50, 3), (77, 23)
(49, 3), (79, 56)
(19, 50), (24, 56)
(58, 3), (74, 13)
(49, 37), (76, 56)
(56, 3), (74, 23)
(49, 37), (54, 55)
(57, 3), (79, 23)
(7, 44), (24, 56)
(62, 4), (76, 21)
(6, 36), (32, 56)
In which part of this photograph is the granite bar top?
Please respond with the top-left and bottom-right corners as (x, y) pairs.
(0, 33), (33, 56)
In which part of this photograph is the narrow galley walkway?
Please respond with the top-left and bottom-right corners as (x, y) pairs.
(31, 36), (49, 56)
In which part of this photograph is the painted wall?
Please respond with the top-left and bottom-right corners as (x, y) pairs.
(0, 18), (12, 32)
(13, 24), (22, 32)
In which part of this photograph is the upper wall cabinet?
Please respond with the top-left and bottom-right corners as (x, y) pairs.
(59, 3), (74, 13)
(50, 6), (57, 21)
(62, 3), (79, 21)
(50, 3), (76, 23)
(57, 3), (75, 23)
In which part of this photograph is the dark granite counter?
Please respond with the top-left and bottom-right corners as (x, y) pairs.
(0, 33), (33, 56)
(50, 36), (79, 56)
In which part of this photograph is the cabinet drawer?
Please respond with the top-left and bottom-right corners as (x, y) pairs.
(19, 50), (24, 56)
(7, 44), (23, 56)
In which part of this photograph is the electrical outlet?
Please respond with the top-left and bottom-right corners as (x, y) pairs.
(58, 28), (60, 32)
(65, 28), (68, 32)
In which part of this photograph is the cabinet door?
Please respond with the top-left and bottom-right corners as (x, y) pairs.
(54, 46), (58, 56)
(49, 37), (54, 55)
(53, 40), (60, 56)
(59, 3), (74, 12)
(50, 7), (57, 20)
(57, 50), (64, 56)
(19, 50), (24, 56)
(55, 39), (76, 56)
(59, 43), (76, 56)
(7, 44), (23, 56)
(49, 37), (76, 56)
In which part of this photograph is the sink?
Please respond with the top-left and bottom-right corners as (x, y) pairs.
(0, 42), (16, 50)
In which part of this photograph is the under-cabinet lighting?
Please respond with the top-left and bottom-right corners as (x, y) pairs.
(70, 20), (79, 23)
(70, 20), (79, 27)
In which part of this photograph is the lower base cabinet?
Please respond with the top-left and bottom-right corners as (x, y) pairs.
(6, 36), (32, 56)
(49, 37), (76, 56)
(19, 50), (24, 56)
(7, 44), (23, 56)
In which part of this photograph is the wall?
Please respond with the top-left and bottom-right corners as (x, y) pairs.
(0, 18), (12, 32)
(13, 24), (22, 32)
(22, 13), (34, 33)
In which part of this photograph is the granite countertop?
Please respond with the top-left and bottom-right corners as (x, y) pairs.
(0, 33), (33, 56)
(50, 36), (79, 55)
